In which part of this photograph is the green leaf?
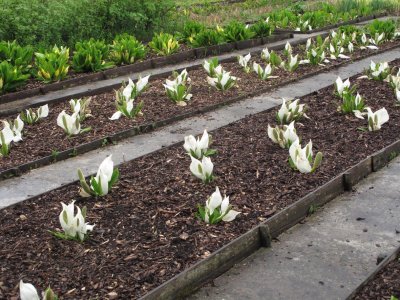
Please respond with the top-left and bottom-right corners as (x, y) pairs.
(109, 168), (119, 188)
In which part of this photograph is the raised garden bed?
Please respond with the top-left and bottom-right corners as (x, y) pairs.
(0, 34), (290, 105)
(257, 13), (387, 34)
(1, 62), (400, 299)
(347, 245), (400, 300)
(0, 38), (399, 180)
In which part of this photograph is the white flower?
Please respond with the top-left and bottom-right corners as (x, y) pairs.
(163, 69), (192, 104)
(284, 41), (292, 54)
(268, 121), (299, 148)
(253, 62), (273, 80)
(335, 76), (351, 97)
(370, 61), (390, 80)
(19, 280), (40, 300)
(366, 107), (389, 131)
(20, 104), (49, 124)
(93, 155), (114, 195)
(78, 155), (119, 197)
(306, 38), (312, 51)
(203, 187), (240, 223)
(190, 156), (214, 183)
(396, 88), (400, 102)
(289, 139), (322, 173)
(37, 104), (49, 119)
(57, 110), (81, 136)
(277, 98), (306, 124)
(261, 47), (270, 61)
(122, 75), (150, 101)
(238, 53), (251, 73)
(348, 42), (354, 53)
(207, 68), (237, 91)
(59, 200), (94, 241)
(183, 129), (210, 159)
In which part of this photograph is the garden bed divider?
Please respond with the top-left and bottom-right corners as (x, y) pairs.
(140, 138), (400, 300)
(345, 244), (400, 300)
(0, 34), (292, 106)
(274, 13), (388, 35)
(3, 39), (400, 181)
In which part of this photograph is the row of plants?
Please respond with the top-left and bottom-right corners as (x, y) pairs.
(1, 17), (396, 97)
(7, 56), (400, 299)
(264, 2), (383, 33)
(0, 18), (275, 96)
(0, 23), (399, 169)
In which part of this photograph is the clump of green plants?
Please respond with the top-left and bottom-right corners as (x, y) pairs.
(149, 33), (180, 56)
(251, 20), (274, 38)
(189, 28), (225, 48)
(0, 61), (30, 94)
(34, 46), (70, 83)
(177, 21), (205, 44)
(109, 34), (147, 66)
(72, 39), (114, 72)
(368, 19), (396, 41)
(223, 21), (255, 42)
(0, 40), (33, 73)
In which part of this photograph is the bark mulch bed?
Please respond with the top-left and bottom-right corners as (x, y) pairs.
(1, 61), (400, 299)
(1, 40), (399, 173)
(353, 253), (400, 299)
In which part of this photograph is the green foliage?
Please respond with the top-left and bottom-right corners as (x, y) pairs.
(251, 20), (274, 38)
(149, 33), (180, 56)
(72, 39), (114, 72)
(0, 61), (30, 94)
(368, 20), (396, 41)
(223, 21), (255, 42)
(0, 40), (33, 73)
(34, 46), (70, 83)
(189, 28), (225, 48)
(110, 34), (146, 66)
(177, 21), (205, 43)
(0, 0), (175, 48)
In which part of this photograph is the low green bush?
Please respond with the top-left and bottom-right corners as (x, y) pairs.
(149, 33), (180, 56)
(110, 34), (147, 66)
(0, 41), (33, 73)
(223, 21), (255, 42)
(72, 39), (114, 72)
(0, 61), (30, 94)
(34, 46), (70, 83)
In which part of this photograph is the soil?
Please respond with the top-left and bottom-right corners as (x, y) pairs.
(1, 64), (400, 299)
(353, 253), (400, 299)
(1, 41), (399, 173)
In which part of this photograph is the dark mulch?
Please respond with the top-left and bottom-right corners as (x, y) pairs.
(1, 41), (399, 172)
(353, 253), (400, 299)
(1, 63), (400, 299)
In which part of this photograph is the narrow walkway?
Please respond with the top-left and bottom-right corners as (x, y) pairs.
(0, 16), (395, 115)
(189, 157), (400, 300)
(0, 48), (399, 208)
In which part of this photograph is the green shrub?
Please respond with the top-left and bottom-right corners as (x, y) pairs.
(110, 34), (147, 66)
(0, 61), (30, 94)
(189, 28), (226, 48)
(72, 39), (114, 72)
(0, 41), (33, 73)
(149, 33), (180, 56)
(0, 0), (175, 48)
(35, 46), (70, 83)
(223, 21), (255, 42)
